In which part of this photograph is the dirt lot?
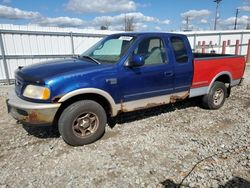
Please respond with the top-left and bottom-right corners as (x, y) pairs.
(0, 65), (250, 188)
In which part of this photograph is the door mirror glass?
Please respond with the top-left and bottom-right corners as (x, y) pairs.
(127, 55), (145, 67)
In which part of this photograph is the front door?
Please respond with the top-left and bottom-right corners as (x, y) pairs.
(118, 36), (174, 111)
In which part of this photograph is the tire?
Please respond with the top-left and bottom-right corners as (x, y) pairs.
(202, 81), (227, 110)
(58, 100), (107, 146)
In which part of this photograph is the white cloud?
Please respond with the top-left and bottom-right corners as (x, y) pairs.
(220, 15), (249, 29)
(238, 6), (250, 11)
(2, 0), (11, 4)
(133, 22), (148, 31)
(92, 12), (170, 31)
(181, 20), (186, 25)
(161, 19), (170, 25)
(181, 9), (211, 20)
(0, 5), (40, 19)
(200, 19), (208, 24)
(66, 0), (136, 13)
(0, 4), (170, 30)
(155, 26), (162, 31)
(93, 12), (159, 26)
(0, 5), (86, 28)
(36, 16), (85, 27)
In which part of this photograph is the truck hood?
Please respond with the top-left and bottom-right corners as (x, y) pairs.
(16, 58), (103, 83)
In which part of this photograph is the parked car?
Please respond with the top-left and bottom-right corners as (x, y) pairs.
(7, 32), (246, 146)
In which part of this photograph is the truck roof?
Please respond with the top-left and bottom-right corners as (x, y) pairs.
(112, 32), (186, 38)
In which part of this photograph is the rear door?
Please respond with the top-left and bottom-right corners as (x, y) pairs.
(169, 35), (193, 93)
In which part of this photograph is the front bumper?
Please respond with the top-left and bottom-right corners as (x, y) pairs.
(7, 90), (61, 125)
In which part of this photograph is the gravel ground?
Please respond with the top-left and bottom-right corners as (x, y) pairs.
(0, 65), (250, 188)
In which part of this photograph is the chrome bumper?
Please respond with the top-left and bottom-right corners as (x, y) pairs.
(7, 90), (61, 125)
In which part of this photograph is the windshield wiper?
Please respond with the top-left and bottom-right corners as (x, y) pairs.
(78, 55), (101, 65)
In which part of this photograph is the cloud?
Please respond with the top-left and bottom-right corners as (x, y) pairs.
(66, 0), (136, 13)
(91, 12), (170, 30)
(155, 26), (162, 31)
(0, 4), (170, 30)
(36, 16), (85, 27)
(1, 0), (11, 4)
(93, 12), (160, 26)
(181, 9), (211, 20)
(200, 19), (208, 24)
(34, 12), (164, 30)
(238, 6), (250, 11)
(161, 19), (170, 25)
(0, 4), (85, 28)
(133, 22), (148, 31)
(0, 5), (40, 19)
(220, 15), (249, 29)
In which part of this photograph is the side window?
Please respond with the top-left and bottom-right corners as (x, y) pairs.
(170, 37), (188, 63)
(133, 37), (167, 65)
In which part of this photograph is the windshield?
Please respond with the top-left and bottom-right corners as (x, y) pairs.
(81, 35), (135, 64)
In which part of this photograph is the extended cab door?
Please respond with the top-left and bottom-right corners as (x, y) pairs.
(169, 35), (193, 93)
(118, 36), (174, 110)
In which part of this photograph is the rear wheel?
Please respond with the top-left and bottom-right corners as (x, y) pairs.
(202, 81), (227, 110)
(58, 100), (107, 146)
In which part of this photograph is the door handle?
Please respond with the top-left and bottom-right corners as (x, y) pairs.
(164, 72), (174, 77)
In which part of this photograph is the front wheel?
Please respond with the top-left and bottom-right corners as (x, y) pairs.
(202, 81), (227, 110)
(58, 100), (107, 146)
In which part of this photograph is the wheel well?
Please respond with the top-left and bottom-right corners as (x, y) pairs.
(214, 74), (231, 97)
(214, 74), (231, 84)
(53, 93), (112, 126)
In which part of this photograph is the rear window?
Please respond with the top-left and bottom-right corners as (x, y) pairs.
(170, 37), (188, 63)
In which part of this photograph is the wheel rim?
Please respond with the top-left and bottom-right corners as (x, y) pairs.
(213, 88), (224, 106)
(72, 112), (99, 138)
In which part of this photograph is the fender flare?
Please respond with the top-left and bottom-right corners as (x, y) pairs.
(206, 71), (232, 93)
(58, 88), (119, 116)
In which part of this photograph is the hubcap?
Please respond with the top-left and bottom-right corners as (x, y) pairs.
(72, 113), (99, 138)
(213, 88), (224, 106)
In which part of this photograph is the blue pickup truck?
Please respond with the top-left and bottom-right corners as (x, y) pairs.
(7, 32), (245, 146)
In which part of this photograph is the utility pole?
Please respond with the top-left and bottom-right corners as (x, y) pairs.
(214, 0), (222, 30)
(234, 8), (239, 30)
(186, 16), (190, 31)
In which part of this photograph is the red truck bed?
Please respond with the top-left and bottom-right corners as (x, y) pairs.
(191, 54), (246, 89)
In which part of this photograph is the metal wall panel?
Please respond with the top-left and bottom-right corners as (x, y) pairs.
(0, 24), (249, 83)
(0, 59), (5, 80)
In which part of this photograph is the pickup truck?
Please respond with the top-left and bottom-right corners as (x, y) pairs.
(7, 32), (246, 146)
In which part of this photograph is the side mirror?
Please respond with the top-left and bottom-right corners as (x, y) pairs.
(127, 55), (145, 67)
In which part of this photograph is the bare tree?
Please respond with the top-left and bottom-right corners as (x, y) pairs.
(124, 14), (135, 31)
(100, 19), (111, 30)
(247, 17), (250, 30)
(100, 26), (108, 30)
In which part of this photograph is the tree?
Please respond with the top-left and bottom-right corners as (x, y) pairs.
(100, 19), (111, 30)
(100, 26), (108, 30)
(246, 23), (250, 30)
(124, 14), (135, 31)
(247, 18), (250, 30)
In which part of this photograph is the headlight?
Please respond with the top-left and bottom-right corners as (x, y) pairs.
(23, 85), (50, 100)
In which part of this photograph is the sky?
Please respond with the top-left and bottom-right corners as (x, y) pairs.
(0, 0), (249, 31)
